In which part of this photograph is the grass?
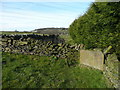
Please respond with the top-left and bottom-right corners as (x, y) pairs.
(59, 34), (75, 45)
(2, 52), (108, 88)
(0, 31), (44, 35)
(1, 30), (68, 35)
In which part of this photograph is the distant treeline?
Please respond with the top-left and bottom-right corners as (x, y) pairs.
(33, 27), (68, 31)
(33, 27), (68, 35)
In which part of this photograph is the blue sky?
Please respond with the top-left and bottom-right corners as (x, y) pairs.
(0, 2), (92, 31)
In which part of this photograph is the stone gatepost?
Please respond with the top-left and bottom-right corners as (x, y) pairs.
(80, 50), (104, 71)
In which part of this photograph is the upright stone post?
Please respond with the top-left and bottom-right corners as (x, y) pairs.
(80, 50), (104, 71)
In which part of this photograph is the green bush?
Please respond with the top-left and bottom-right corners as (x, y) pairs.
(69, 2), (120, 58)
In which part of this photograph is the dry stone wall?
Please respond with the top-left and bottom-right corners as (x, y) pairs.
(1, 34), (79, 65)
(103, 54), (120, 88)
(1, 34), (64, 44)
(80, 49), (120, 88)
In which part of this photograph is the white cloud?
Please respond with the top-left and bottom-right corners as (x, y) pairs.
(0, 9), (79, 31)
(0, 1), (91, 31)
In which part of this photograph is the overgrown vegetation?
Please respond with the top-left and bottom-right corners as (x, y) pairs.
(69, 2), (120, 59)
(1, 31), (39, 35)
(59, 35), (75, 45)
(2, 52), (107, 88)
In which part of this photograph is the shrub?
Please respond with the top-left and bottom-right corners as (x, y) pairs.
(69, 2), (120, 58)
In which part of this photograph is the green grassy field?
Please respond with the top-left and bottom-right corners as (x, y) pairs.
(59, 35), (75, 45)
(2, 52), (108, 88)
(0, 31), (43, 35)
(1, 30), (68, 35)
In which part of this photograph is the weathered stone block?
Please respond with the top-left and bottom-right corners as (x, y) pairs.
(80, 50), (104, 70)
(2, 39), (8, 42)
(0, 41), (2, 45)
(58, 43), (62, 46)
(8, 40), (11, 43)
(18, 41), (28, 45)
(104, 53), (120, 88)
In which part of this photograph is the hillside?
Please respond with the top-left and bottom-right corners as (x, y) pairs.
(32, 27), (68, 35)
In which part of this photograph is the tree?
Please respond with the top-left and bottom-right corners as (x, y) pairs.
(69, 2), (120, 59)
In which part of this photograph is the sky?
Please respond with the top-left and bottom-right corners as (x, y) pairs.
(0, 1), (92, 31)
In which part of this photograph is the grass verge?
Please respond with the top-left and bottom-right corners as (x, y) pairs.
(2, 52), (108, 88)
